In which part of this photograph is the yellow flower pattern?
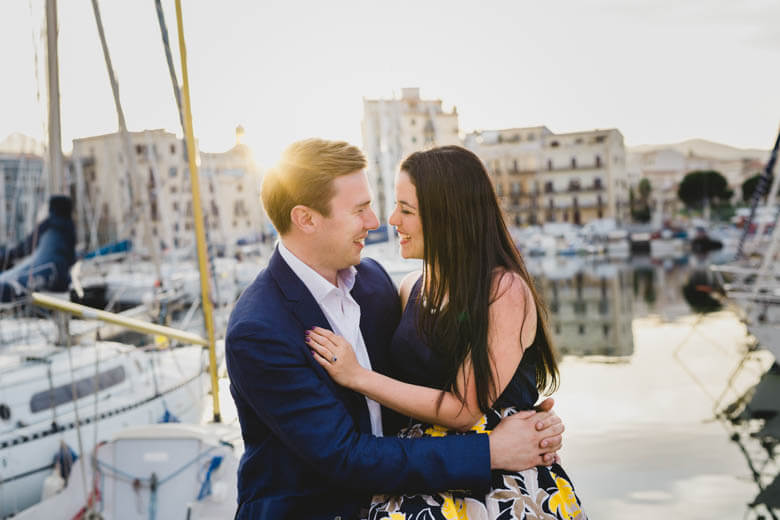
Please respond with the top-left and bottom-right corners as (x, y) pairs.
(547, 470), (583, 520)
(369, 407), (587, 520)
(440, 494), (471, 520)
(424, 423), (450, 437)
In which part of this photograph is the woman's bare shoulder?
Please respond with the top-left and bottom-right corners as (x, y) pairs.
(399, 270), (423, 309)
(491, 268), (531, 302)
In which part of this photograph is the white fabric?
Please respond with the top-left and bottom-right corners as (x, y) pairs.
(278, 241), (383, 436)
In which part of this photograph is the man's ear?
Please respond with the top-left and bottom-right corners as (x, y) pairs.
(290, 205), (318, 234)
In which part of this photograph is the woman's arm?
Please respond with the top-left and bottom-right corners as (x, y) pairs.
(307, 271), (537, 432)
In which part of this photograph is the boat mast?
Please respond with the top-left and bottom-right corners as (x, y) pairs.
(174, 0), (221, 423)
(45, 0), (64, 196)
(90, 0), (162, 281)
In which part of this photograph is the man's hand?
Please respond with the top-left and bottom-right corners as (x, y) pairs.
(488, 397), (564, 471)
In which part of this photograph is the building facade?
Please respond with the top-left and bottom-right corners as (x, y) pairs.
(0, 153), (46, 244)
(199, 129), (266, 247)
(626, 147), (766, 220)
(71, 128), (264, 254)
(466, 127), (629, 226)
(362, 88), (461, 224)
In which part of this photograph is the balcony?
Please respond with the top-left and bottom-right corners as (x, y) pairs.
(545, 163), (606, 172)
(508, 167), (535, 175)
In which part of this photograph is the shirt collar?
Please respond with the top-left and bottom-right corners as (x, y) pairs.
(277, 240), (356, 303)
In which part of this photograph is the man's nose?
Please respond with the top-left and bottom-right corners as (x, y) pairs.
(365, 208), (380, 230)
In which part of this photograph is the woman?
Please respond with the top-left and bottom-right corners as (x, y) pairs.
(307, 146), (586, 520)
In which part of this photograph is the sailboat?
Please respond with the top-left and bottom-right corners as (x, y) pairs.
(710, 127), (780, 361)
(8, 1), (243, 517)
(0, 1), (226, 517)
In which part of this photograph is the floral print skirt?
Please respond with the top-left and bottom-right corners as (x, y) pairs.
(368, 408), (587, 520)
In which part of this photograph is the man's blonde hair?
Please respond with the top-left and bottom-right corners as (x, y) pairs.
(261, 138), (367, 234)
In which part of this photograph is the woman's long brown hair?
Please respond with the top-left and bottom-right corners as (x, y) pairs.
(400, 146), (559, 413)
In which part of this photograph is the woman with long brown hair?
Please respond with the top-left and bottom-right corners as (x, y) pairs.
(307, 145), (586, 519)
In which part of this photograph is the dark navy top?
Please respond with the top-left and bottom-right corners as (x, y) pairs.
(387, 277), (541, 413)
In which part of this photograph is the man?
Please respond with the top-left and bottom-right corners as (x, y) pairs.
(226, 138), (564, 519)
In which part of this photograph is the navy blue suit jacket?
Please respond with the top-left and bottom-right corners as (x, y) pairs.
(226, 248), (491, 519)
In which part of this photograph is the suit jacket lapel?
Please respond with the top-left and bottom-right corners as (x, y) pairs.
(268, 247), (372, 432)
(351, 267), (386, 374)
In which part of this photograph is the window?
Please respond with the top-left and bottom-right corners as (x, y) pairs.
(544, 181), (554, 193)
(410, 118), (416, 126)
(30, 366), (126, 413)
(169, 167), (177, 178)
(411, 136), (417, 144)
(547, 159), (553, 171)
(550, 140), (559, 147)
(571, 157), (577, 169)
(595, 155), (602, 167)
(170, 144), (177, 155)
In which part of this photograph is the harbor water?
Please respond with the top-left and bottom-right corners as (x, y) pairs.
(525, 253), (777, 519)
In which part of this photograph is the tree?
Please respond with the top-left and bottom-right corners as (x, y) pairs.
(741, 173), (772, 203)
(630, 178), (652, 223)
(638, 178), (652, 206)
(677, 170), (733, 210)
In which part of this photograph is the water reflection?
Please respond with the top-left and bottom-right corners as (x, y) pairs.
(522, 254), (779, 519)
(527, 258), (634, 358)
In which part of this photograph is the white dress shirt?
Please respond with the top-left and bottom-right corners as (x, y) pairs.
(278, 241), (384, 437)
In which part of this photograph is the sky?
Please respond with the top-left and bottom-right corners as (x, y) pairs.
(1, 0), (779, 166)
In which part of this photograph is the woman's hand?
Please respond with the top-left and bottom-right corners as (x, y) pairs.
(306, 327), (365, 388)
